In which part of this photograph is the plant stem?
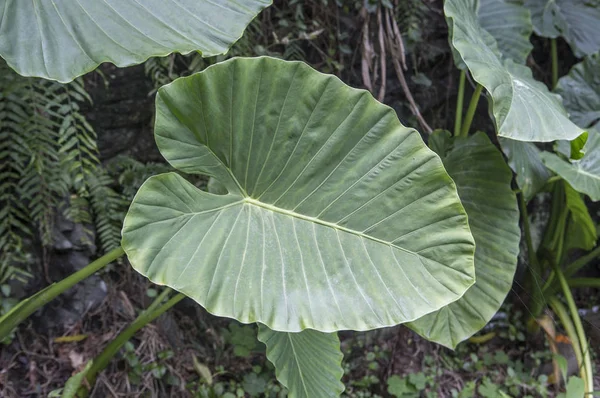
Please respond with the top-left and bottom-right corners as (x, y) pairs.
(519, 194), (545, 320)
(519, 194), (540, 273)
(554, 267), (594, 394)
(454, 70), (466, 137)
(460, 84), (483, 137)
(145, 287), (174, 314)
(545, 234), (600, 295)
(548, 297), (584, 381)
(82, 290), (185, 394)
(0, 247), (124, 341)
(540, 182), (568, 294)
(551, 38), (558, 89)
(567, 278), (600, 289)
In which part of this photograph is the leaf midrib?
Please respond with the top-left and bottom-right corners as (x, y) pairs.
(194, 195), (421, 253)
(243, 198), (410, 252)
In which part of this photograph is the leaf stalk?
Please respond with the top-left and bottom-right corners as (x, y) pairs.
(0, 247), (125, 341)
(81, 289), (185, 395)
(460, 83), (483, 137)
(553, 267), (594, 393)
(454, 70), (466, 137)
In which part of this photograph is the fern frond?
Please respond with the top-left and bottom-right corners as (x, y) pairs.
(0, 64), (33, 267)
(20, 79), (66, 246)
(107, 156), (174, 199)
(87, 170), (128, 253)
(1, 61), (105, 268)
(57, 78), (99, 192)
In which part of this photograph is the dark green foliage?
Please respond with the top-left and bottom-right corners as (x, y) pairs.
(0, 61), (110, 277)
(0, 64), (33, 273)
(0, 69), (36, 320)
(87, 170), (127, 254)
(106, 156), (174, 200)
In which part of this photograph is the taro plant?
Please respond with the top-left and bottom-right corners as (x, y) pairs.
(441, 0), (599, 393)
(0, 0), (599, 397)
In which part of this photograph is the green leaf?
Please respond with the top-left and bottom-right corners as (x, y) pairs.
(223, 323), (258, 358)
(555, 53), (600, 131)
(540, 130), (600, 201)
(257, 325), (344, 398)
(242, 373), (267, 396)
(427, 130), (453, 158)
(549, 55), (600, 198)
(569, 132), (589, 161)
(553, 354), (569, 385)
(387, 375), (418, 398)
(449, 0), (533, 68)
(61, 360), (93, 398)
(479, 379), (502, 398)
(121, 56), (476, 332)
(524, 0), (600, 57)
(408, 132), (520, 349)
(556, 376), (585, 398)
(499, 138), (553, 202)
(564, 182), (597, 251)
(192, 356), (213, 385)
(478, 0), (533, 64)
(408, 373), (427, 390)
(445, 0), (583, 142)
(0, 0), (271, 83)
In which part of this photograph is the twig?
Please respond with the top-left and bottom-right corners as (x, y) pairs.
(389, 7), (406, 70)
(99, 374), (119, 398)
(384, 7), (432, 133)
(376, 7), (387, 101)
(361, 11), (374, 93)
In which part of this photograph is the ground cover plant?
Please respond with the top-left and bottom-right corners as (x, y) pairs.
(0, 0), (599, 397)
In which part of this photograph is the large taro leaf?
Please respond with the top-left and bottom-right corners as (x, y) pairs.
(445, 0), (583, 142)
(541, 130), (600, 201)
(499, 138), (552, 202)
(0, 0), (271, 83)
(478, 0), (533, 65)
(121, 57), (476, 333)
(257, 325), (344, 398)
(450, 0), (533, 68)
(408, 132), (520, 349)
(524, 0), (600, 58)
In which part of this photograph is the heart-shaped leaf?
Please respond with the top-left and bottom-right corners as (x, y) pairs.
(0, 0), (271, 82)
(408, 132), (521, 349)
(524, 0), (600, 57)
(445, 0), (583, 142)
(121, 57), (475, 332)
(258, 325), (344, 398)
